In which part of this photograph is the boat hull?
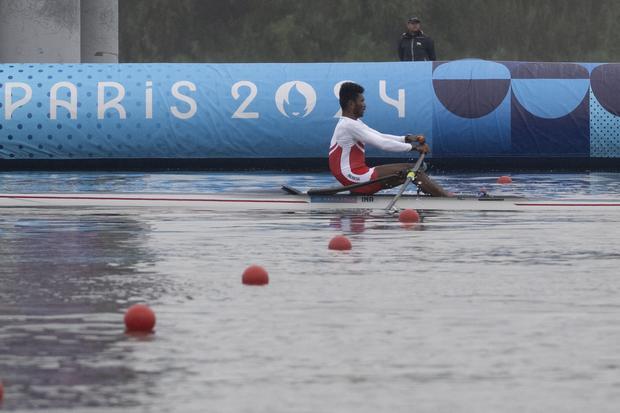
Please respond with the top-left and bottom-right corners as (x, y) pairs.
(1, 192), (620, 211)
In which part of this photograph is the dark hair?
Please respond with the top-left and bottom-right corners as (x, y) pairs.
(339, 82), (364, 110)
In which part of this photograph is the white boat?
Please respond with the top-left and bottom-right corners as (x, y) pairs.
(1, 190), (619, 211)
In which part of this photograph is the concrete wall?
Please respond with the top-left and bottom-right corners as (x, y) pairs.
(81, 0), (118, 63)
(0, 0), (81, 63)
(0, 0), (118, 63)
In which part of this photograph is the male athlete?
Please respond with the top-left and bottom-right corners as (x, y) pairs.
(329, 82), (450, 196)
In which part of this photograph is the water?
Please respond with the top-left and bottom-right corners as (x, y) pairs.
(1, 171), (620, 412)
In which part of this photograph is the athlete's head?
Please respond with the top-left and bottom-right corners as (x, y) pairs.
(339, 82), (366, 118)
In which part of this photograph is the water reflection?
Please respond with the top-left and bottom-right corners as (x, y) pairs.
(328, 212), (427, 234)
(329, 215), (368, 234)
(0, 212), (163, 409)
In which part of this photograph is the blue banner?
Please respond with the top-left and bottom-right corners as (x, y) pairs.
(1, 60), (619, 166)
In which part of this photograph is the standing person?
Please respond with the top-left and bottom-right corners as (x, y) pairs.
(398, 17), (436, 61)
(329, 82), (450, 196)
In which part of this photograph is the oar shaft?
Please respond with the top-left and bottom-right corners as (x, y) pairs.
(385, 153), (426, 211)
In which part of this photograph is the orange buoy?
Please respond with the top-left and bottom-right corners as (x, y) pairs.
(124, 304), (156, 333)
(497, 175), (513, 184)
(242, 265), (269, 285)
(398, 209), (420, 223)
(328, 235), (352, 250)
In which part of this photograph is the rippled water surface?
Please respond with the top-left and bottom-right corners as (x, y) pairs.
(1, 171), (620, 412)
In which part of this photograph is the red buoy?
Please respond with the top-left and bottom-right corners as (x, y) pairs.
(124, 304), (156, 333)
(328, 235), (352, 250)
(242, 265), (269, 285)
(0, 380), (4, 402)
(399, 209), (420, 223)
(497, 175), (513, 184)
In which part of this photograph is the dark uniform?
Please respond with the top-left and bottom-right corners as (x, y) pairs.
(398, 31), (436, 61)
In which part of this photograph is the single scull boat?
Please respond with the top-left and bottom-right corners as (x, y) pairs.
(0, 189), (619, 211)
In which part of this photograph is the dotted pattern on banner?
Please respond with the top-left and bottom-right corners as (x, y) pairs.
(0, 63), (218, 160)
(590, 88), (620, 158)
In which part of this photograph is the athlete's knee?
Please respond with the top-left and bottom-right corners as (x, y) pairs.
(397, 168), (410, 178)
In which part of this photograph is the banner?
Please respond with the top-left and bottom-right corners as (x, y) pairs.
(1, 60), (619, 166)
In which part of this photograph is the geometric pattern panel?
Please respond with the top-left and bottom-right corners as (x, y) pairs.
(590, 88), (620, 157)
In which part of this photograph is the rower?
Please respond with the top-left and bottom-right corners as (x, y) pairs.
(329, 82), (450, 196)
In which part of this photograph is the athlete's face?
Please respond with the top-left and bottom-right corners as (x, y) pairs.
(352, 93), (366, 118)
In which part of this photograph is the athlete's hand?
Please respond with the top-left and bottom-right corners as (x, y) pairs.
(414, 143), (430, 154)
(405, 134), (426, 145)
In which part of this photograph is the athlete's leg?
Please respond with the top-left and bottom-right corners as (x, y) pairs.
(372, 163), (411, 189)
(413, 171), (451, 197)
(374, 163), (451, 197)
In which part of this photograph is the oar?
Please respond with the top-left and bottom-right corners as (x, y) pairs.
(306, 172), (401, 196)
(385, 152), (426, 212)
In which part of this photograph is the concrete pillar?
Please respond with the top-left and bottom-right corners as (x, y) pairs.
(0, 0), (81, 63)
(80, 0), (118, 63)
